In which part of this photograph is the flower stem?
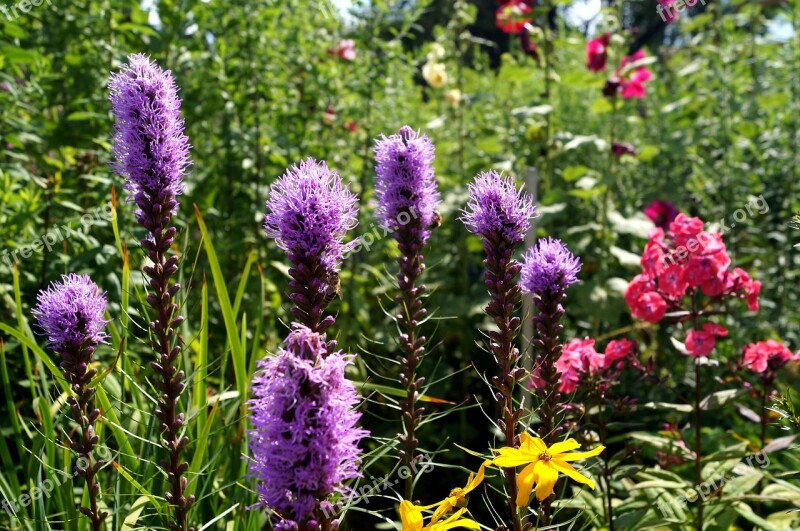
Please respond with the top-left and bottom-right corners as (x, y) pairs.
(395, 226), (427, 501)
(141, 196), (193, 531)
(484, 239), (524, 531)
(691, 296), (703, 531)
(694, 361), (704, 530)
(597, 399), (614, 531)
(532, 291), (566, 526)
(62, 341), (106, 531)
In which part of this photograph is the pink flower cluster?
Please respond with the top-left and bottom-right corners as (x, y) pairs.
(626, 214), (760, 325)
(585, 33), (654, 99)
(742, 340), (799, 374)
(615, 50), (653, 99)
(531, 337), (637, 393)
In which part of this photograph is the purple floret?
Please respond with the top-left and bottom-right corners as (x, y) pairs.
(460, 171), (535, 245)
(108, 53), (191, 219)
(373, 126), (440, 240)
(264, 158), (359, 274)
(521, 237), (582, 296)
(248, 325), (367, 524)
(32, 273), (108, 350)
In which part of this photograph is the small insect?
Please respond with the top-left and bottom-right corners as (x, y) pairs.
(428, 211), (443, 229)
(322, 271), (342, 307)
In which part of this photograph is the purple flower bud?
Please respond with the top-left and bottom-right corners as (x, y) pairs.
(373, 126), (440, 240)
(108, 54), (191, 219)
(33, 274), (108, 350)
(248, 325), (367, 524)
(460, 170), (535, 246)
(264, 158), (358, 274)
(521, 237), (582, 296)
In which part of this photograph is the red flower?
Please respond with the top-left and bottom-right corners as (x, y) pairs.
(658, 263), (688, 299)
(631, 291), (668, 323)
(686, 323), (727, 357)
(618, 50), (653, 99)
(328, 39), (357, 61)
(602, 339), (636, 368)
(611, 141), (637, 157)
(520, 23), (540, 59)
(496, 0), (533, 34)
(625, 214), (760, 325)
(643, 200), (680, 231)
(743, 339), (797, 373)
(686, 331), (713, 356)
(556, 338), (598, 393)
(586, 33), (610, 72)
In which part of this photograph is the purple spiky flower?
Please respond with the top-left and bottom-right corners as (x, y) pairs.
(521, 237), (581, 296)
(109, 53), (190, 221)
(109, 54), (193, 531)
(33, 274), (109, 530)
(372, 126), (441, 500)
(460, 171), (534, 245)
(248, 325), (367, 530)
(33, 273), (108, 351)
(373, 126), (440, 241)
(264, 158), (358, 335)
(522, 238), (581, 526)
(460, 172), (535, 531)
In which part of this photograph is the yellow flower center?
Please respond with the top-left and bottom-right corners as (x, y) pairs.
(538, 451), (552, 462)
(448, 488), (469, 508)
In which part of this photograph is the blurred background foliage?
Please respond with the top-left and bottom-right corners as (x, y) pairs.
(1, 0), (799, 529)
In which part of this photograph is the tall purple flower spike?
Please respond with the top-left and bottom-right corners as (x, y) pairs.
(373, 126), (441, 500)
(248, 325), (367, 530)
(521, 237), (581, 527)
(460, 171), (535, 531)
(33, 274), (109, 531)
(263, 158), (358, 338)
(373, 126), (441, 241)
(109, 54), (193, 531)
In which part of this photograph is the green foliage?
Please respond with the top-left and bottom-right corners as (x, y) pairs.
(1, 0), (799, 529)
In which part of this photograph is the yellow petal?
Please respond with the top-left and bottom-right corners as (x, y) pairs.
(551, 459), (596, 489)
(549, 438), (582, 456)
(534, 461), (559, 501)
(430, 499), (455, 524)
(400, 500), (424, 531)
(464, 461), (490, 493)
(557, 445), (605, 462)
(518, 433), (547, 453)
(515, 462), (538, 507)
(492, 447), (535, 467)
(428, 509), (481, 530)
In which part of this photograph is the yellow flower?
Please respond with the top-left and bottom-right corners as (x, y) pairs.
(430, 460), (489, 522)
(491, 432), (604, 506)
(399, 500), (480, 531)
(422, 62), (448, 88)
(444, 89), (462, 107)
